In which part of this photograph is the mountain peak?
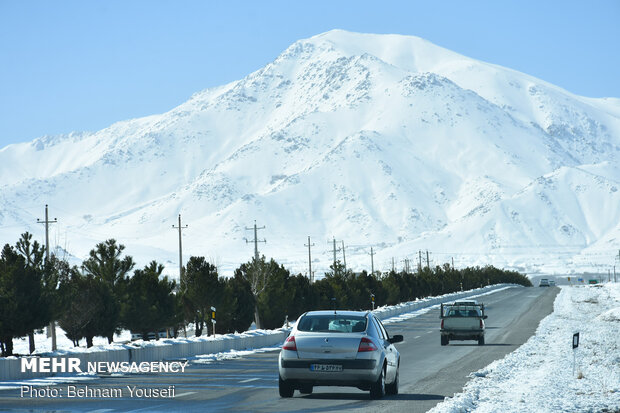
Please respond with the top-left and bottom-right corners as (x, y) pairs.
(283, 29), (465, 75)
(0, 31), (618, 278)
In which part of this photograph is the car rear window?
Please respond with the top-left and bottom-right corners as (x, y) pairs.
(297, 315), (367, 333)
(447, 307), (481, 317)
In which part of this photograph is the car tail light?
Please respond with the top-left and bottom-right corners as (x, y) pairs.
(358, 337), (378, 352)
(480, 319), (484, 329)
(441, 319), (444, 329)
(282, 335), (297, 351)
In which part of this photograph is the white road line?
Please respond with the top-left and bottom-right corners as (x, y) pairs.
(174, 391), (196, 398)
(87, 410), (114, 413)
(240, 378), (260, 383)
(414, 335), (421, 339)
(427, 331), (433, 334)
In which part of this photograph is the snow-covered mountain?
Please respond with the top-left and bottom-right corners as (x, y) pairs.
(1, 30), (619, 278)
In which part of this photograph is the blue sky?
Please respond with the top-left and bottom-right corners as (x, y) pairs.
(1, 0), (618, 149)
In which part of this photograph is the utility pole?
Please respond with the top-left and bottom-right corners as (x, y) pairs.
(418, 250), (422, 272)
(305, 236), (315, 283)
(452, 257), (455, 270)
(245, 220), (266, 261)
(37, 204), (57, 351)
(392, 257), (395, 273)
(426, 250), (430, 269)
(341, 241), (347, 273)
(370, 247), (376, 276)
(332, 237), (337, 269)
(617, 250), (620, 282)
(401, 258), (410, 274)
(172, 214), (188, 279)
(37, 204), (57, 261)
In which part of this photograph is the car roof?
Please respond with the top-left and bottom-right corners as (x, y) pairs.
(303, 310), (370, 317)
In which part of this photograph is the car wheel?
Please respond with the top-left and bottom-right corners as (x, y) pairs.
(299, 385), (313, 395)
(279, 374), (294, 398)
(441, 335), (448, 346)
(370, 365), (386, 399)
(478, 336), (485, 346)
(385, 368), (399, 395)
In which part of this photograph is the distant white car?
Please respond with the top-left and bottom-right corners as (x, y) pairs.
(539, 279), (550, 287)
(549, 280), (556, 286)
(130, 330), (170, 341)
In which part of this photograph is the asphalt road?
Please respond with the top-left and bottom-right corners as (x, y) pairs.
(0, 285), (559, 413)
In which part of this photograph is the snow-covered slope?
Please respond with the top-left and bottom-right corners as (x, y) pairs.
(1, 30), (619, 278)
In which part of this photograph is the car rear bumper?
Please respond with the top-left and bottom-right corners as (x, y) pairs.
(441, 329), (484, 340)
(280, 358), (376, 369)
(279, 357), (380, 384)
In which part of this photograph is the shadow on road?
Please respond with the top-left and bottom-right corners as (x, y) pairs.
(303, 393), (370, 401)
(387, 393), (445, 401)
(447, 343), (513, 347)
(303, 393), (445, 401)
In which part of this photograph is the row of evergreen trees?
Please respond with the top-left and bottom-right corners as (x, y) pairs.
(0, 233), (531, 357)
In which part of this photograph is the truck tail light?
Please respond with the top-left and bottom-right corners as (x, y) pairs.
(358, 337), (378, 352)
(282, 335), (297, 351)
(480, 319), (484, 329)
(441, 319), (444, 329)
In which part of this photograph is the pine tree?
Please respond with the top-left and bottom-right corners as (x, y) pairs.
(122, 261), (176, 340)
(82, 239), (134, 343)
(179, 256), (221, 337)
(15, 232), (48, 353)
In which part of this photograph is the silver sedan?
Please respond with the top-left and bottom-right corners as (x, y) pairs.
(278, 310), (403, 399)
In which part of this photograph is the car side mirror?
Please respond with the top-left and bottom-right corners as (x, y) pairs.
(389, 334), (403, 344)
(483, 315), (488, 319)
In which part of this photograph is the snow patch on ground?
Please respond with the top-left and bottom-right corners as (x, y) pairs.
(189, 346), (282, 364)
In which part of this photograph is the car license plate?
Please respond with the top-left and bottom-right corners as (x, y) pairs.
(310, 364), (342, 372)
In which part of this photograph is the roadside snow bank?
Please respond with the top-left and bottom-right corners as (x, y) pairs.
(0, 329), (288, 381)
(378, 285), (516, 325)
(429, 283), (620, 413)
(372, 284), (518, 322)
